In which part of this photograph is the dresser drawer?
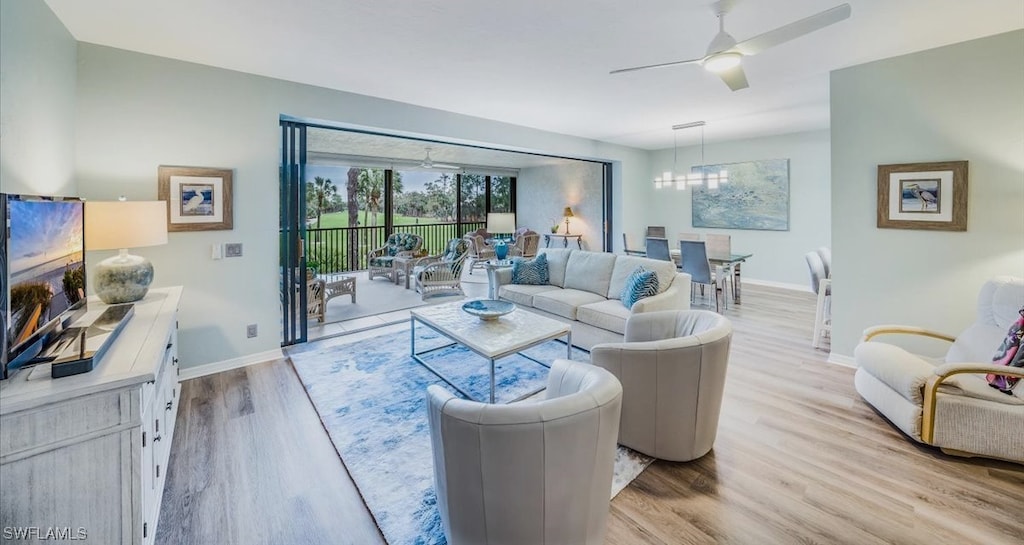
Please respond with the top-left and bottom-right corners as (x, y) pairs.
(0, 389), (130, 460)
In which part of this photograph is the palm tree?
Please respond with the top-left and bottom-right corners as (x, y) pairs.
(307, 176), (337, 229)
(357, 169), (404, 227)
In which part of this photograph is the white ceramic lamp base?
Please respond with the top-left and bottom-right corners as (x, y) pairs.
(94, 250), (154, 304)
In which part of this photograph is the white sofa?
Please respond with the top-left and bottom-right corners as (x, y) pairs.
(494, 248), (691, 334)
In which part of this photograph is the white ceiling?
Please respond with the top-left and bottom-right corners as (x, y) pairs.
(46, 0), (1024, 150)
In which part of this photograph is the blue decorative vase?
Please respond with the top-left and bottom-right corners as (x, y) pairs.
(494, 240), (508, 260)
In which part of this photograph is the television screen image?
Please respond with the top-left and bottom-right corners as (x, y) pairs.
(6, 197), (86, 354)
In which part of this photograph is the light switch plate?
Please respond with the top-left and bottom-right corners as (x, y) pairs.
(225, 243), (243, 257)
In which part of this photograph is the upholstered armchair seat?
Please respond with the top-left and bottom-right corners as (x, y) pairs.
(854, 276), (1024, 464)
(591, 310), (733, 461)
(367, 232), (424, 281)
(427, 360), (622, 545)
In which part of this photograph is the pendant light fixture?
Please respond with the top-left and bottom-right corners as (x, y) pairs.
(654, 121), (729, 189)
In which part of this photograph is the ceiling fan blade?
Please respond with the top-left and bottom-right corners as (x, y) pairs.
(610, 57), (703, 75)
(430, 163), (461, 170)
(733, 3), (851, 56)
(718, 64), (749, 91)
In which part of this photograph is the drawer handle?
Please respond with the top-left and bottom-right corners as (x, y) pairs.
(165, 401), (173, 411)
(153, 435), (162, 443)
(166, 342), (173, 349)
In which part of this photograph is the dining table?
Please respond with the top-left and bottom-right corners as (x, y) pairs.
(669, 249), (753, 304)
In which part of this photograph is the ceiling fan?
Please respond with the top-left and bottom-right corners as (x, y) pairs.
(419, 147), (461, 170)
(610, 1), (851, 91)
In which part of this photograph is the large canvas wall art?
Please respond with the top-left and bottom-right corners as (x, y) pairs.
(691, 158), (790, 231)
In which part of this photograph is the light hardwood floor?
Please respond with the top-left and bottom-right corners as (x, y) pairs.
(157, 284), (1024, 545)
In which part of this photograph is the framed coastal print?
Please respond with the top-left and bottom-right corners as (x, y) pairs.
(691, 158), (790, 231)
(158, 166), (234, 231)
(877, 161), (967, 231)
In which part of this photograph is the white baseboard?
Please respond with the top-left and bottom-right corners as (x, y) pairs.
(178, 348), (284, 381)
(827, 353), (857, 368)
(742, 277), (812, 293)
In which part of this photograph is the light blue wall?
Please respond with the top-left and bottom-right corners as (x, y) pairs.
(646, 130), (831, 288)
(0, 0), (77, 196)
(74, 43), (651, 368)
(830, 30), (1024, 359)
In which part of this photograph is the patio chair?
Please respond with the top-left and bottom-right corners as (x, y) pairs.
(509, 230), (540, 258)
(367, 232), (424, 282)
(464, 234), (495, 274)
(415, 238), (470, 298)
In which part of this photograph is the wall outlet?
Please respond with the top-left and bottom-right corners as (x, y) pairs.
(246, 324), (258, 338)
(225, 243), (243, 257)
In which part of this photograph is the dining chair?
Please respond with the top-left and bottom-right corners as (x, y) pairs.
(816, 246), (832, 279)
(622, 233), (646, 256)
(705, 234), (733, 299)
(805, 251), (831, 348)
(677, 232), (701, 241)
(645, 237), (672, 261)
(679, 240), (724, 313)
(646, 226), (666, 238)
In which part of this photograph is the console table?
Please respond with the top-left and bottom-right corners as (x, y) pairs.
(0, 287), (183, 545)
(544, 233), (583, 249)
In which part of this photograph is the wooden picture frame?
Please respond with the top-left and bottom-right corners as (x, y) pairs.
(158, 166), (233, 231)
(877, 161), (967, 231)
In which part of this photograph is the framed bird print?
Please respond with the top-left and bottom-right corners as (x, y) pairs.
(158, 166), (234, 231)
(877, 161), (967, 231)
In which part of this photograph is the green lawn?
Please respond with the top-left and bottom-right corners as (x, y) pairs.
(310, 211), (451, 229)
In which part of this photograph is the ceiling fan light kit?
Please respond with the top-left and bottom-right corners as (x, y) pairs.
(703, 52), (742, 73)
(611, 3), (851, 91)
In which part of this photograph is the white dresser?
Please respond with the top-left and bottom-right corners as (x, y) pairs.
(0, 287), (183, 545)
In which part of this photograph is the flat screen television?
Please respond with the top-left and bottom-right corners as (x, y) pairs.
(1, 194), (87, 379)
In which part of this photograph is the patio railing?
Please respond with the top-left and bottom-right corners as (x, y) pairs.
(305, 221), (486, 273)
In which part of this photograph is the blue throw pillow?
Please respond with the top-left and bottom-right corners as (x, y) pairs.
(512, 254), (549, 285)
(620, 266), (659, 309)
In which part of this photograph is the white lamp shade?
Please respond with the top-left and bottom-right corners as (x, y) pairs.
(486, 212), (516, 234)
(85, 201), (168, 251)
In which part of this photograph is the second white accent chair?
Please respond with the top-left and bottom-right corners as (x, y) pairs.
(427, 360), (623, 545)
(591, 310), (733, 461)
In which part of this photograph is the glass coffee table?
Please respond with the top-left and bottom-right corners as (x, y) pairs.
(410, 300), (571, 403)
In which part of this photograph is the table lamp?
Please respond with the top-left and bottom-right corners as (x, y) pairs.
(562, 206), (574, 234)
(486, 212), (516, 260)
(85, 199), (168, 304)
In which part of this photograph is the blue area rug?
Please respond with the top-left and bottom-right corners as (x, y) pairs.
(289, 326), (652, 545)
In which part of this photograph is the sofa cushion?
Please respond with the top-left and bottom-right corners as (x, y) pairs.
(564, 251), (617, 296)
(539, 248), (573, 288)
(577, 300), (631, 335)
(511, 254), (549, 285)
(499, 284), (559, 307)
(620, 267), (659, 309)
(532, 289), (607, 320)
(608, 256), (679, 298)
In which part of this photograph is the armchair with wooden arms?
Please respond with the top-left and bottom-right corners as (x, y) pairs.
(508, 230), (539, 258)
(414, 238), (470, 299)
(367, 232), (424, 282)
(463, 234), (495, 274)
(853, 276), (1024, 464)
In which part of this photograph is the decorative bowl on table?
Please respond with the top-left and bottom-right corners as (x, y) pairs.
(462, 299), (516, 321)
